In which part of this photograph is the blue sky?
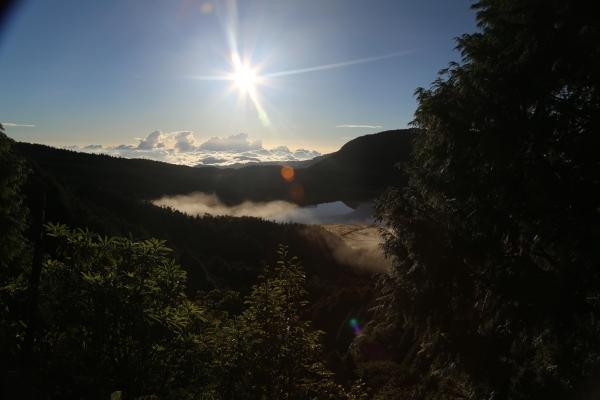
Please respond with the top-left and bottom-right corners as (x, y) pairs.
(0, 0), (477, 164)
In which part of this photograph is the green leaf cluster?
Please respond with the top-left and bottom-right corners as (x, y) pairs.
(32, 223), (206, 398)
(199, 246), (365, 400)
(0, 219), (365, 399)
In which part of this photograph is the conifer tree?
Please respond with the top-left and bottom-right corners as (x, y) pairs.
(376, 0), (600, 397)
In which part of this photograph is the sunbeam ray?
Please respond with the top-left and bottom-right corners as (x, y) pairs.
(262, 50), (421, 78)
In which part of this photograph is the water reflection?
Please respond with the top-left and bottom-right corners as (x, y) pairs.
(269, 201), (382, 225)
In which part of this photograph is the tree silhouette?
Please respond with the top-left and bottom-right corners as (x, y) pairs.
(375, 0), (600, 397)
(0, 123), (28, 268)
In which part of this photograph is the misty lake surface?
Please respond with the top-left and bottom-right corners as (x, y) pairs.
(268, 201), (383, 225)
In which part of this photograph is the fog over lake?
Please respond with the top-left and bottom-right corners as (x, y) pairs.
(153, 192), (381, 225)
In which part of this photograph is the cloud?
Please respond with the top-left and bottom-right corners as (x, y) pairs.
(137, 130), (165, 150)
(153, 192), (298, 219)
(173, 131), (196, 152)
(65, 131), (323, 167)
(292, 149), (321, 159)
(336, 125), (382, 128)
(199, 156), (228, 165)
(270, 145), (292, 155)
(2, 122), (35, 127)
(235, 155), (260, 162)
(199, 132), (262, 152)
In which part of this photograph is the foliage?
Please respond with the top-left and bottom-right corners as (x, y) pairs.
(0, 123), (29, 268)
(33, 224), (206, 398)
(203, 246), (366, 399)
(0, 215), (367, 398)
(372, 0), (600, 398)
(0, 124), (31, 393)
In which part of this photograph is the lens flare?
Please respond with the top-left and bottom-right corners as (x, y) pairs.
(289, 183), (304, 202)
(281, 166), (295, 181)
(350, 318), (361, 335)
(200, 2), (213, 13)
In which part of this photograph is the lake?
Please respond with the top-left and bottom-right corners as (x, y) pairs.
(268, 201), (383, 225)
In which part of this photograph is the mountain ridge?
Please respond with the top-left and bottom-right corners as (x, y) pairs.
(15, 128), (416, 205)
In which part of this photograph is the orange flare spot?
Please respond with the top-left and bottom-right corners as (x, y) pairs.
(200, 2), (213, 13)
(289, 183), (304, 201)
(281, 166), (295, 182)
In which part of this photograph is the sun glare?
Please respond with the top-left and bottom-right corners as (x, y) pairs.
(233, 66), (257, 92)
(227, 52), (269, 125)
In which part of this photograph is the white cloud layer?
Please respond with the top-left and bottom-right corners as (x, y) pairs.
(173, 131), (196, 152)
(137, 130), (165, 149)
(199, 132), (262, 152)
(336, 125), (382, 128)
(64, 131), (322, 167)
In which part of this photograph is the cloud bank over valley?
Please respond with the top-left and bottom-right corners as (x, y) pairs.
(62, 131), (322, 167)
(153, 192), (299, 219)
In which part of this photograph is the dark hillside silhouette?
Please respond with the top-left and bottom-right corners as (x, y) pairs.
(297, 129), (416, 203)
(310, 129), (415, 174)
(15, 128), (415, 206)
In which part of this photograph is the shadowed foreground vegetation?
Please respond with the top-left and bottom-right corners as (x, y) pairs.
(3, 221), (367, 398)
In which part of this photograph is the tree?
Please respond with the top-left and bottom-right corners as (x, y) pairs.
(31, 224), (205, 398)
(0, 124), (31, 394)
(205, 246), (366, 400)
(375, 0), (600, 398)
(0, 123), (29, 268)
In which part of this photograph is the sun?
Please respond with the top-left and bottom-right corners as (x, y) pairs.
(227, 52), (269, 125)
(233, 65), (257, 92)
